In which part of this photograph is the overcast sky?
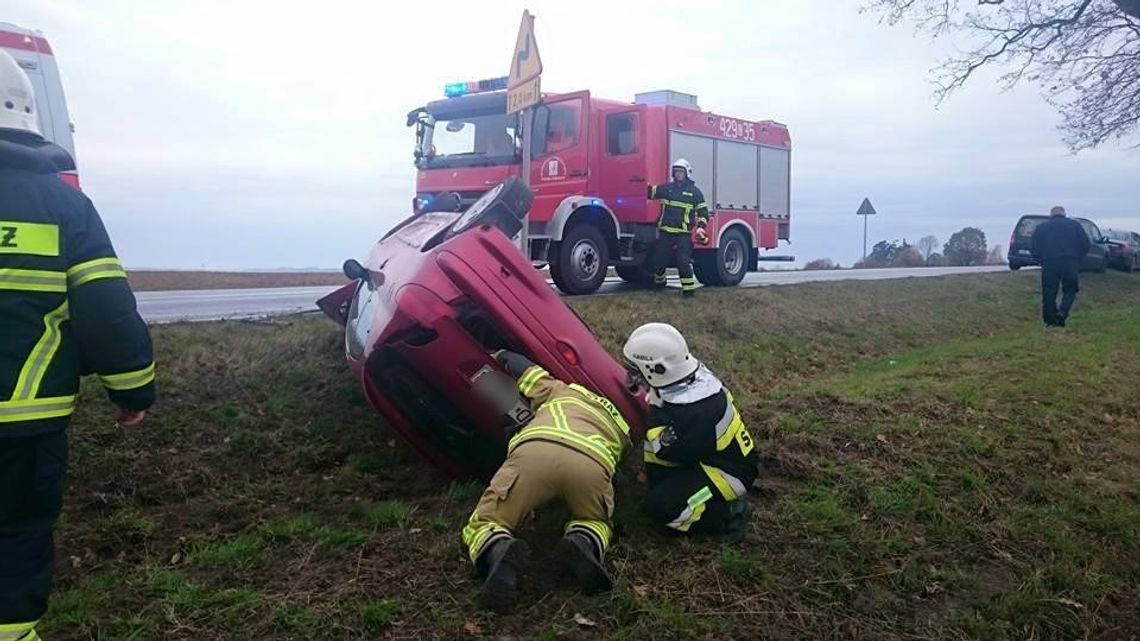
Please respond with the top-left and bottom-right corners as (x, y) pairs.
(7, 0), (1139, 269)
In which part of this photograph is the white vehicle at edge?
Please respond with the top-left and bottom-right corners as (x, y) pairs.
(1, 21), (78, 186)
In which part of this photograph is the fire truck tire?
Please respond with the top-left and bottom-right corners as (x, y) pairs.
(449, 177), (534, 238)
(698, 227), (749, 287)
(615, 265), (654, 287)
(551, 224), (609, 295)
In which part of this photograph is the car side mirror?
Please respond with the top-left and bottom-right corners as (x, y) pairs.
(343, 259), (368, 281)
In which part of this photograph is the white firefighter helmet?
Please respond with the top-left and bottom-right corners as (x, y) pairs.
(0, 50), (40, 136)
(671, 158), (692, 178)
(623, 322), (699, 389)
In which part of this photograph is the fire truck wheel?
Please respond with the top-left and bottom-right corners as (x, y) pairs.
(615, 265), (654, 287)
(449, 177), (534, 238)
(697, 227), (749, 287)
(551, 224), (609, 295)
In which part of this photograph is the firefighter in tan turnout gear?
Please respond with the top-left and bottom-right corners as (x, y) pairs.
(462, 350), (631, 612)
(0, 51), (156, 641)
(647, 158), (710, 297)
(623, 323), (756, 541)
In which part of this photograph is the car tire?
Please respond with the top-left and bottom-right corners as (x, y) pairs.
(1097, 256), (1108, 273)
(551, 224), (609, 295)
(449, 177), (533, 239)
(616, 265), (654, 287)
(1009, 262), (1021, 271)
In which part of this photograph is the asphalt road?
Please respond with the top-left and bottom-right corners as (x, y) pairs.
(136, 265), (1012, 323)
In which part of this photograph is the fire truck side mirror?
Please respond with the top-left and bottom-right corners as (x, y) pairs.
(530, 104), (551, 157)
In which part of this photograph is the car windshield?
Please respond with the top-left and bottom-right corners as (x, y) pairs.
(1015, 217), (1046, 236)
(1105, 230), (1131, 242)
(418, 113), (518, 169)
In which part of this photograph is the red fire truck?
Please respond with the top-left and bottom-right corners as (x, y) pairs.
(407, 82), (792, 295)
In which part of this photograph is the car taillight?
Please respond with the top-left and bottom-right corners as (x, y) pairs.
(60, 172), (81, 190)
(412, 195), (422, 214)
(556, 341), (580, 366)
(1009, 233), (1016, 247)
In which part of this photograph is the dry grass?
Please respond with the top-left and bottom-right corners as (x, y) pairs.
(43, 271), (1140, 640)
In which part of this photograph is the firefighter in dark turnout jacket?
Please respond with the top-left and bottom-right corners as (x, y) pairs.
(623, 323), (756, 541)
(647, 159), (710, 297)
(0, 51), (156, 641)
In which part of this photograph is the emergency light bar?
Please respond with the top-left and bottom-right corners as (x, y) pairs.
(444, 76), (509, 98)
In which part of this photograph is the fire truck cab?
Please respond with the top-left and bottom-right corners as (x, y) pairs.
(408, 82), (791, 295)
(1, 23), (78, 187)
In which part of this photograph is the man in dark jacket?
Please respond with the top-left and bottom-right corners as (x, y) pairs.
(0, 51), (156, 641)
(1031, 206), (1092, 327)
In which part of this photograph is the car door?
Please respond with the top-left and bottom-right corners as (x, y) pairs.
(594, 107), (649, 223)
(528, 92), (590, 226)
(1076, 219), (1106, 269)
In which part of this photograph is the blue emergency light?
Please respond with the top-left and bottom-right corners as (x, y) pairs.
(444, 76), (509, 98)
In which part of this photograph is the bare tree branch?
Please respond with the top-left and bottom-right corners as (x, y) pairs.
(867, 0), (1140, 150)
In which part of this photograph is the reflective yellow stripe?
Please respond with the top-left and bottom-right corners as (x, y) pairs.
(661, 199), (694, 212)
(566, 520), (612, 550)
(12, 300), (69, 400)
(510, 427), (616, 473)
(658, 224), (689, 233)
(0, 621), (38, 641)
(0, 221), (59, 257)
(517, 365), (547, 396)
(715, 405), (741, 451)
(67, 257), (127, 288)
(567, 383), (631, 437)
(0, 268), (67, 293)
(99, 362), (156, 391)
(668, 486), (713, 531)
(0, 396), (77, 423)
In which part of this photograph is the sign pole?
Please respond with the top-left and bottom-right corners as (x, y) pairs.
(855, 197), (877, 261)
(506, 9), (543, 260)
(519, 108), (531, 255)
(863, 213), (868, 260)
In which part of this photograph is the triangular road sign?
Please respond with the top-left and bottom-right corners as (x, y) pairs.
(508, 10), (543, 89)
(856, 197), (877, 216)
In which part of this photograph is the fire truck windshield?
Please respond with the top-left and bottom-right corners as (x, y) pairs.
(417, 113), (519, 169)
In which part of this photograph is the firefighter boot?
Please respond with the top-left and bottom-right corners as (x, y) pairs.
(476, 537), (531, 612)
(556, 531), (613, 594)
(720, 500), (754, 544)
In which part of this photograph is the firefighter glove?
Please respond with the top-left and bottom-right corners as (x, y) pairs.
(495, 350), (536, 378)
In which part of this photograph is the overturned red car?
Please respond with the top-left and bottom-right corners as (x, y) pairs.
(319, 179), (646, 480)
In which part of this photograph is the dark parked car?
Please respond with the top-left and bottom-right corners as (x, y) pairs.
(1102, 229), (1140, 273)
(1007, 214), (1110, 272)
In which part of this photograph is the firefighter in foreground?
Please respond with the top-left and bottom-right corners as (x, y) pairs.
(647, 158), (711, 297)
(0, 51), (156, 641)
(623, 323), (756, 540)
(461, 350), (631, 612)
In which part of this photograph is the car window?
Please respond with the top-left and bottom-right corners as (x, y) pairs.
(606, 111), (639, 156)
(1078, 220), (1101, 241)
(533, 99), (582, 156)
(1015, 217), (1045, 236)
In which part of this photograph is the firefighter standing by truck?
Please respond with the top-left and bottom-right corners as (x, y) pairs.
(623, 323), (756, 541)
(647, 159), (710, 297)
(0, 51), (156, 641)
(462, 350), (631, 612)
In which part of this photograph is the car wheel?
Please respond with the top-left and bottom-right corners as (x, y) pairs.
(1097, 256), (1108, 273)
(551, 224), (609, 295)
(449, 177), (533, 238)
(1009, 262), (1021, 271)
